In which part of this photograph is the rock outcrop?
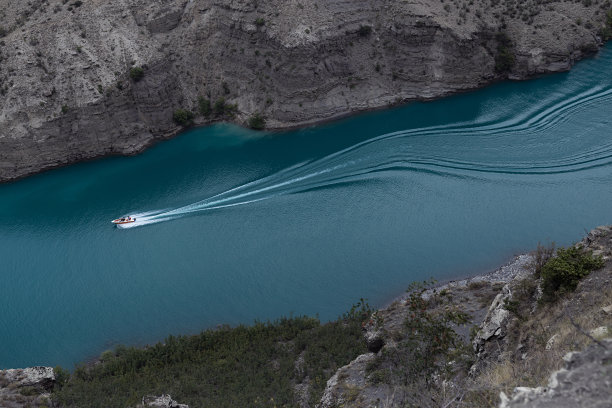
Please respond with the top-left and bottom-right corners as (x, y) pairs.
(0, 0), (610, 181)
(138, 394), (189, 408)
(500, 339), (612, 408)
(0, 367), (55, 408)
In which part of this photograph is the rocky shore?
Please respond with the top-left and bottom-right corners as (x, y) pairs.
(318, 225), (612, 407)
(2, 226), (610, 407)
(0, 0), (611, 181)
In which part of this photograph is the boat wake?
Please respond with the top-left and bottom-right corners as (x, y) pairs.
(118, 83), (612, 229)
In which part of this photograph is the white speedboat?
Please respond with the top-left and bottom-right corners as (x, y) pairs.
(111, 216), (136, 225)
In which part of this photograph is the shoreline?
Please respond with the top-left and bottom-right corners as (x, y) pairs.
(0, 45), (608, 185)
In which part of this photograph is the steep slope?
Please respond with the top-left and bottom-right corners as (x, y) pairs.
(0, 0), (609, 180)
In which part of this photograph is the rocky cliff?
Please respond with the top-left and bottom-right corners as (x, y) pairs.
(1, 227), (610, 407)
(318, 226), (612, 407)
(0, 0), (610, 181)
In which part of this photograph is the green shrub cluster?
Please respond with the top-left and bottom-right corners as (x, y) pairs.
(172, 109), (195, 127)
(52, 305), (371, 408)
(365, 282), (471, 388)
(601, 9), (612, 41)
(129, 66), (144, 82)
(198, 96), (211, 116)
(357, 25), (372, 37)
(540, 246), (604, 302)
(494, 32), (515, 73)
(213, 97), (237, 116)
(248, 113), (266, 130)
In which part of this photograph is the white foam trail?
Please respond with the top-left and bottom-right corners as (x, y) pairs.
(116, 84), (612, 228)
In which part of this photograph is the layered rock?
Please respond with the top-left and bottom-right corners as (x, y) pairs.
(0, 367), (55, 408)
(0, 0), (609, 181)
(500, 339), (612, 408)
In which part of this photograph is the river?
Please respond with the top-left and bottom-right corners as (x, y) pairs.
(1, 45), (611, 369)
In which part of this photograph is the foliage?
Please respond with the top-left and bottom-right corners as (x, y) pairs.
(601, 9), (612, 41)
(54, 366), (70, 389)
(255, 17), (265, 27)
(540, 246), (604, 302)
(248, 113), (266, 130)
(357, 25), (372, 37)
(198, 96), (211, 116)
(53, 308), (370, 408)
(213, 98), (237, 117)
(61, 105), (69, 114)
(534, 242), (555, 278)
(129, 66), (144, 82)
(172, 109), (195, 126)
(495, 32), (515, 73)
(364, 281), (471, 389)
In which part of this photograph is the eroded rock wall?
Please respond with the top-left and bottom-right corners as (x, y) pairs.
(0, 0), (608, 180)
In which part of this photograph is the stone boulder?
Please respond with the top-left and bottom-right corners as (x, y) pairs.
(140, 394), (189, 408)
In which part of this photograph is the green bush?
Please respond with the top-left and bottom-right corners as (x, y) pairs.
(255, 17), (265, 27)
(213, 98), (237, 116)
(198, 96), (211, 116)
(357, 25), (372, 36)
(129, 66), (144, 81)
(601, 9), (612, 41)
(248, 113), (266, 130)
(495, 32), (515, 73)
(172, 109), (195, 126)
(540, 246), (604, 302)
(52, 309), (370, 408)
(61, 105), (69, 114)
(54, 366), (70, 389)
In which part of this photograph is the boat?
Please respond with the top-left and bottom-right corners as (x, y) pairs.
(112, 216), (136, 225)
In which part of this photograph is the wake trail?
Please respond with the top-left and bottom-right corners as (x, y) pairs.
(119, 84), (612, 228)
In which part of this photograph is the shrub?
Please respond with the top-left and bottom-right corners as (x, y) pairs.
(248, 113), (266, 130)
(52, 310), (369, 407)
(495, 32), (515, 73)
(214, 98), (227, 115)
(357, 25), (372, 36)
(601, 9), (612, 41)
(129, 66), (144, 81)
(61, 105), (69, 114)
(254, 17), (265, 26)
(172, 109), (195, 126)
(198, 96), (211, 116)
(54, 366), (70, 388)
(540, 246), (604, 302)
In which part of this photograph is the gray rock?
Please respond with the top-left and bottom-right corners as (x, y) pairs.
(140, 394), (189, 408)
(473, 284), (512, 355)
(500, 339), (612, 408)
(0, 0), (608, 182)
(0, 366), (55, 408)
(1, 366), (55, 389)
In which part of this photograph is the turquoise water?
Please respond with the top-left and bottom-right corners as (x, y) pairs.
(1, 46), (612, 369)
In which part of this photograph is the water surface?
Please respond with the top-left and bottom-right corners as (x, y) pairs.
(1, 45), (611, 369)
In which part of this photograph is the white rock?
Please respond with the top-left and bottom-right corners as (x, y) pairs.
(545, 334), (559, 351)
(589, 326), (609, 338)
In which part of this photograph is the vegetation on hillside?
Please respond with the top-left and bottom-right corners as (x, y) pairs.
(539, 246), (604, 302)
(494, 32), (515, 73)
(172, 109), (195, 127)
(129, 67), (144, 82)
(248, 113), (266, 130)
(52, 302), (372, 408)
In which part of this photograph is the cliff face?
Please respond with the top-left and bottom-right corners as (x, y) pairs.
(318, 226), (612, 408)
(0, 0), (608, 180)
